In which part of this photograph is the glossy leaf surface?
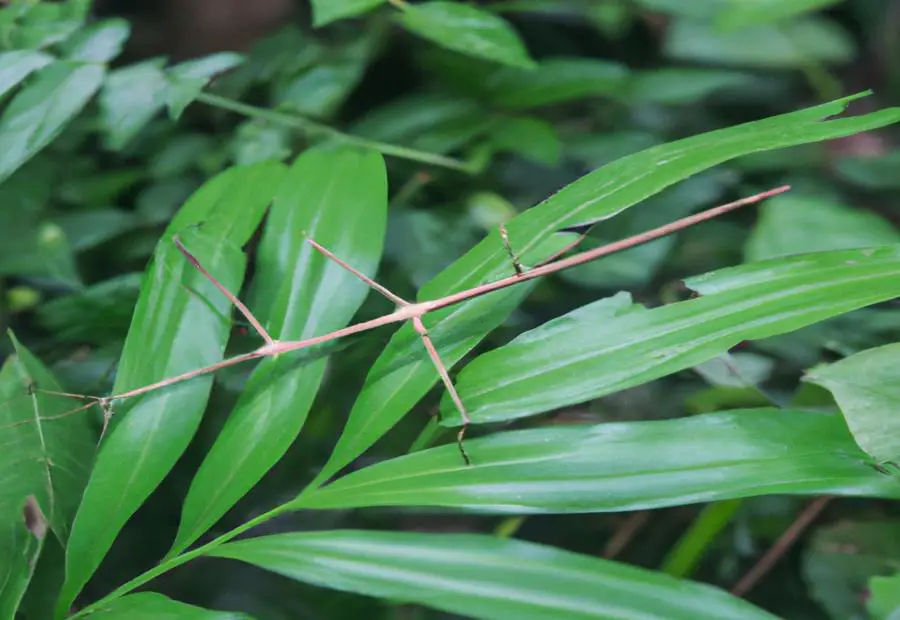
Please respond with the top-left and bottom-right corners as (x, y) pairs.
(88, 593), (250, 620)
(317, 94), (900, 486)
(212, 530), (778, 620)
(398, 2), (536, 69)
(56, 162), (286, 617)
(442, 246), (900, 425)
(170, 146), (387, 556)
(299, 409), (899, 514)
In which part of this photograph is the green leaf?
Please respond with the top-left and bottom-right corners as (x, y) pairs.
(55, 162), (286, 618)
(312, 0), (386, 27)
(745, 195), (899, 262)
(169, 146), (387, 556)
(351, 93), (494, 154)
(0, 335), (96, 619)
(7, 2), (82, 50)
(99, 59), (168, 150)
(664, 17), (855, 68)
(0, 61), (104, 186)
(716, 0), (844, 31)
(488, 116), (561, 165)
(61, 18), (129, 63)
(398, 2), (536, 69)
(442, 246), (900, 425)
(314, 94), (900, 486)
(87, 592), (250, 619)
(166, 52), (244, 120)
(803, 520), (900, 620)
(629, 68), (757, 105)
(806, 343), (900, 464)
(483, 58), (629, 109)
(836, 151), (900, 189)
(0, 50), (53, 99)
(869, 573), (900, 620)
(276, 37), (375, 120)
(211, 530), (778, 620)
(299, 409), (899, 513)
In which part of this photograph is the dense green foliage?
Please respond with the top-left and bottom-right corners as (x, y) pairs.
(3, 1), (900, 619)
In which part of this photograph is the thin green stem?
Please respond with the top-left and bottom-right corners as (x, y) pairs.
(69, 503), (294, 619)
(195, 93), (471, 172)
(661, 499), (742, 578)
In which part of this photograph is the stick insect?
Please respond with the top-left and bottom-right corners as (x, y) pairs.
(33, 184), (791, 465)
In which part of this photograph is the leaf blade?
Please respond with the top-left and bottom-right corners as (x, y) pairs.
(0, 61), (105, 186)
(300, 409), (899, 514)
(806, 342), (900, 464)
(443, 246), (900, 425)
(55, 162), (286, 617)
(88, 592), (250, 619)
(317, 94), (900, 484)
(211, 529), (778, 620)
(398, 2), (536, 69)
(170, 146), (387, 556)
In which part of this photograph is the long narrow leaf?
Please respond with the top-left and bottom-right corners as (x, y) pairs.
(297, 409), (899, 513)
(169, 146), (387, 556)
(316, 94), (900, 485)
(442, 245), (900, 424)
(55, 162), (286, 617)
(87, 593), (249, 619)
(211, 529), (778, 620)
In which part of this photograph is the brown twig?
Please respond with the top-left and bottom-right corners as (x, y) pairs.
(41, 185), (791, 457)
(603, 510), (652, 559)
(730, 495), (832, 597)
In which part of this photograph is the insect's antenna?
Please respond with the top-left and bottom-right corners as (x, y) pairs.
(306, 237), (410, 307)
(173, 235), (276, 346)
(412, 316), (472, 465)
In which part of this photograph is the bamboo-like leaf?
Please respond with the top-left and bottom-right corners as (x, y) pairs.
(55, 162), (286, 618)
(87, 593), (250, 619)
(169, 146), (387, 556)
(211, 530), (778, 620)
(298, 409), (898, 514)
(315, 94), (900, 486)
(441, 246), (900, 425)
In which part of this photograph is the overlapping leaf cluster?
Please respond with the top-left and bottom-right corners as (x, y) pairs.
(3, 1), (900, 619)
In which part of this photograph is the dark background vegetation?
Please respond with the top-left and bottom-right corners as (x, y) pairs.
(5, 1), (900, 618)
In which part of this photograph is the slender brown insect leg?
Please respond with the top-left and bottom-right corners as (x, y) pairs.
(306, 237), (410, 307)
(411, 315), (472, 466)
(173, 235), (276, 346)
(499, 223), (524, 275)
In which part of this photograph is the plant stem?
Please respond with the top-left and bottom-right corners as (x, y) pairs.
(69, 503), (294, 619)
(195, 93), (472, 172)
(731, 496), (832, 597)
(661, 499), (742, 578)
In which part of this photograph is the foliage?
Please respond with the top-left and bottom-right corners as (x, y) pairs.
(3, 1), (900, 619)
